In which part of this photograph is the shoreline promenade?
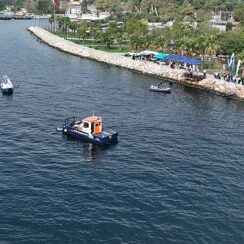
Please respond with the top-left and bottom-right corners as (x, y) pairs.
(28, 26), (244, 101)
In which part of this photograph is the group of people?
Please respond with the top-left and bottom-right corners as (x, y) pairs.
(214, 72), (244, 85)
(128, 53), (244, 85)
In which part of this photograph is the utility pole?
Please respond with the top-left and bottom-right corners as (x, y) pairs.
(54, 2), (56, 31)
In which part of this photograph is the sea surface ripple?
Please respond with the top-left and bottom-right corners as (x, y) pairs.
(0, 21), (244, 243)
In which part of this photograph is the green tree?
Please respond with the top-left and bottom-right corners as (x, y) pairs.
(96, 21), (119, 48)
(56, 16), (71, 37)
(81, 0), (88, 14)
(192, 0), (206, 10)
(36, 0), (52, 14)
(63, 17), (71, 38)
(48, 14), (55, 30)
(195, 22), (219, 36)
(69, 21), (78, 34)
(100, 31), (114, 48)
(24, 0), (36, 13)
(77, 22), (89, 44)
(140, 0), (150, 13)
(161, 27), (174, 51)
(124, 0), (135, 13)
(217, 29), (244, 55)
(204, 35), (220, 57)
(108, 21), (118, 37)
(125, 18), (148, 37)
(0, 1), (5, 11)
(226, 22), (232, 31)
(115, 28), (124, 51)
(93, 21), (103, 44)
(172, 20), (191, 40)
(150, 35), (164, 51)
(196, 9), (212, 23)
(233, 4), (244, 25)
(95, 0), (118, 12)
(175, 36), (196, 55)
(130, 34), (145, 51)
(194, 35), (208, 55)
(179, 3), (194, 17)
(237, 50), (244, 63)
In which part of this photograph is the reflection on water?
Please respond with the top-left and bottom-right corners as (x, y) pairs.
(1, 93), (14, 99)
(63, 134), (116, 162)
(81, 143), (103, 162)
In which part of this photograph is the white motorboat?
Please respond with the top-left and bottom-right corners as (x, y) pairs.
(1, 75), (13, 95)
(149, 83), (171, 93)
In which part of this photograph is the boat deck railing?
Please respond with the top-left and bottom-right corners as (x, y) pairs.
(63, 117), (77, 127)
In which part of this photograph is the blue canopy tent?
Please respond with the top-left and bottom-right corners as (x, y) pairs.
(164, 54), (202, 65)
(164, 54), (205, 81)
(155, 53), (167, 60)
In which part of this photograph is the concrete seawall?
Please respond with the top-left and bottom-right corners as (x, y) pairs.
(28, 26), (244, 101)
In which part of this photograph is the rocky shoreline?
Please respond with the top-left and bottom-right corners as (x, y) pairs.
(28, 26), (244, 101)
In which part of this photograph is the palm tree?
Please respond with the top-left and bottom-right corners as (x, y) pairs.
(195, 35), (208, 55)
(116, 28), (124, 51)
(204, 35), (220, 57)
(151, 35), (166, 52)
(56, 17), (71, 36)
(59, 17), (71, 39)
(56, 16), (62, 31)
(48, 15), (54, 31)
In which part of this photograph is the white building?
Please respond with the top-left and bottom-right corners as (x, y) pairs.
(77, 12), (110, 21)
(66, 0), (82, 19)
(210, 13), (227, 32)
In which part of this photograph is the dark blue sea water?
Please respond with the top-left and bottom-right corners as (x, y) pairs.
(0, 21), (244, 243)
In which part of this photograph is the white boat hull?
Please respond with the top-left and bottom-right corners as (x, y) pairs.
(1, 75), (14, 95)
(149, 85), (171, 93)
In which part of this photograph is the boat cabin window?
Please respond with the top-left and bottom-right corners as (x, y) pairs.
(83, 122), (89, 128)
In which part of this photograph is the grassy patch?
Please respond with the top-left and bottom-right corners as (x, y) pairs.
(50, 30), (77, 39)
(203, 59), (224, 74)
(92, 45), (131, 53)
(51, 31), (130, 53)
(73, 40), (130, 53)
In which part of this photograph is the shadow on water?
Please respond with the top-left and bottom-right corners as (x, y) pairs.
(183, 84), (206, 94)
(1, 93), (14, 98)
(62, 134), (117, 162)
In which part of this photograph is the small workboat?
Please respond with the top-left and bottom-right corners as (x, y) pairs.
(1, 75), (13, 95)
(59, 115), (118, 146)
(149, 84), (171, 93)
